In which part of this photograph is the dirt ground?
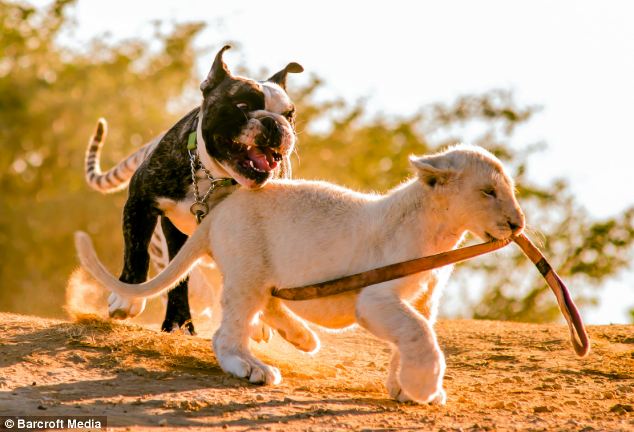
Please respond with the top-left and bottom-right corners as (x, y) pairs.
(0, 312), (632, 431)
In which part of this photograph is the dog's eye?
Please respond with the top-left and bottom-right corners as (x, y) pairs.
(482, 188), (497, 198)
(236, 102), (249, 111)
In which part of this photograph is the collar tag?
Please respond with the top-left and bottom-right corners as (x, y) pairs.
(187, 131), (197, 150)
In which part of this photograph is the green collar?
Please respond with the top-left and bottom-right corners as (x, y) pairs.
(187, 114), (238, 190)
(187, 130), (197, 150)
(212, 178), (238, 187)
(187, 114), (199, 150)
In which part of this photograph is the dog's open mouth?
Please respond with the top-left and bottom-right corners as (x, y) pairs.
(211, 135), (287, 186)
(241, 145), (282, 173)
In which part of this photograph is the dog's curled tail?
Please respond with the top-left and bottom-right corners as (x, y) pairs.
(74, 229), (208, 299)
(84, 118), (161, 194)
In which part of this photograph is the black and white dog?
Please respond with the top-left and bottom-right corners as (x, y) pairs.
(84, 46), (303, 333)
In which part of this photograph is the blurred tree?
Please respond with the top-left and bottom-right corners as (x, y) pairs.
(292, 85), (634, 322)
(1, 0), (632, 322)
(0, 0), (203, 313)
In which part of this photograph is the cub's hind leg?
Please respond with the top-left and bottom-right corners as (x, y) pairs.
(261, 298), (320, 354)
(213, 277), (281, 385)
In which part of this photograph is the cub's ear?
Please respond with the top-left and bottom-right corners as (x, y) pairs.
(267, 62), (304, 90)
(200, 45), (232, 93)
(409, 155), (456, 188)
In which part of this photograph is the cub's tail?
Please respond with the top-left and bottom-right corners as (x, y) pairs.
(74, 227), (209, 299)
(84, 118), (162, 193)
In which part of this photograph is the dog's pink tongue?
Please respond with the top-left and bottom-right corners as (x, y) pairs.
(246, 147), (276, 172)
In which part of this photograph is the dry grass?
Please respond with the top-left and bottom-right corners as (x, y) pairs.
(58, 314), (220, 372)
(60, 314), (379, 388)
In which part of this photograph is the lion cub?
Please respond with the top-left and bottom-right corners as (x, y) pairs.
(76, 144), (524, 404)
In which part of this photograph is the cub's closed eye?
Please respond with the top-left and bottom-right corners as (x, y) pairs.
(236, 102), (249, 110)
(482, 188), (497, 198)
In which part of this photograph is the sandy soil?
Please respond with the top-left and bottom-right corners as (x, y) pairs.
(0, 312), (632, 431)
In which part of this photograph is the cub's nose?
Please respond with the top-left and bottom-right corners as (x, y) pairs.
(507, 219), (524, 235)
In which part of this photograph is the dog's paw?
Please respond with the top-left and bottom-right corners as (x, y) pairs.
(161, 315), (196, 335)
(167, 322), (194, 336)
(220, 354), (282, 385)
(108, 292), (146, 319)
(249, 320), (273, 343)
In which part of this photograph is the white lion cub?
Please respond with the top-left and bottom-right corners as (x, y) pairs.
(76, 145), (524, 404)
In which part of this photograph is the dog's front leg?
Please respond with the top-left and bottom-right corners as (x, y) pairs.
(159, 217), (195, 334)
(108, 197), (159, 319)
(355, 285), (446, 405)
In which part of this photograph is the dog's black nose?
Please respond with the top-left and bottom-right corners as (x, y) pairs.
(260, 117), (277, 133)
(259, 117), (281, 147)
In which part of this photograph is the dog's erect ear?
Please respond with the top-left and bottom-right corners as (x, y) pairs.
(409, 155), (456, 188)
(200, 45), (232, 93)
(267, 62), (304, 90)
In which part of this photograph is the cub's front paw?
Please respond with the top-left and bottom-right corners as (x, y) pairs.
(108, 292), (146, 319)
(430, 388), (447, 406)
(387, 380), (413, 403)
(397, 360), (446, 404)
(388, 379), (446, 405)
(387, 351), (411, 402)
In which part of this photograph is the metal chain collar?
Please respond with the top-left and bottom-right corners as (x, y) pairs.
(187, 113), (237, 224)
(188, 149), (235, 224)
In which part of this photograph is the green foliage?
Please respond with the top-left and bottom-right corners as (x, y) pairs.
(293, 86), (634, 323)
(1, 0), (632, 322)
(0, 0), (202, 313)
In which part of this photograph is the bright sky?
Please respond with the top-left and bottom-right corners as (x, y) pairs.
(36, 0), (634, 323)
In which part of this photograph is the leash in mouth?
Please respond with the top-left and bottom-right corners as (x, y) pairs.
(271, 232), (590, 357)
(513, 233), (590, 357)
